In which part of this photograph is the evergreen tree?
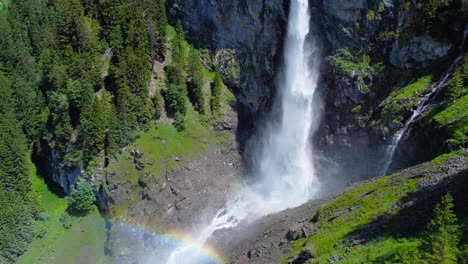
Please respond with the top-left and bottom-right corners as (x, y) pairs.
(0, 69), (36, 264)
(422, 193), (460, 264)
(188, 47), (206, 114)
(48, 92), (73, 153)
(166, 84), (187, 116)
(172, 20), (186, 70)
(0, 73), (30, 193)
(146, 0), (167, 62)
(116, 83), (134, 144)
(80, 95), (106, 164)
(68, 181), (96, 212)
(211, 69), (222, 114)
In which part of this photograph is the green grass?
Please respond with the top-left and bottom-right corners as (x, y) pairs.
(329, 49), (378, 94)
(105, 105), (234, 214)
(284, 150), (467, 263)
(391, 75), (432, 102)
(372, 75), (432, 138)
(430, 149), (465, 166)
(0, 0), (11, 12)
(285, 174), (421, 263)
(342, 238), (420, 263)
(18, 168), (110, 264)
(108, 108), (219, 181)
(431, 94), (468, 143)
(103, 23), (236, 215)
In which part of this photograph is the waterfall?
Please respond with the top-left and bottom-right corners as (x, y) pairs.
(380, 27), (467, 175)
(164, 0), (321, 262)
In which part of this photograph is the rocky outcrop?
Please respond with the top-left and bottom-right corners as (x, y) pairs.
(390, 35), (452, 69)
(167, 0), (288, 119)
(47, 149), (82, 194)
(104, 147), (243, 263)
(310, 0), (463, 184)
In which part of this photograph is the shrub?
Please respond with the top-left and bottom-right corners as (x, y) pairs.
(166, 84), (187, 116)
(173, 113), (186, 132)
(68, 181), (96, 212)
(35, 222), (47, 238)
(59, 212), (72, 229)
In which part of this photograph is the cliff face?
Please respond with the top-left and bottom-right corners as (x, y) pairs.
(167, 0), (288, 120)
(310, 0), (465, 186)
(169, 0), (465, 189)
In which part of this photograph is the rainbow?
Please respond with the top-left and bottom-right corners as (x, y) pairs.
(111, 220), (226, 264)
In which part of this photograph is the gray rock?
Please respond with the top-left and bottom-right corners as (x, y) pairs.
(289, 249), (314, 264)
(390, 35), (451, 69)
(286, 229), (301, 241)
(168, 0), (287, 116)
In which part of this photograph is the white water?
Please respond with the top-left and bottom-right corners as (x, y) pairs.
(380, 27), (467, 175)
(165, 0), (321, 263)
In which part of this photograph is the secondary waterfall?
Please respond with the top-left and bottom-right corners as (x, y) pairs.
(380, 27), (467, 175)
(164, 0), (321, 263)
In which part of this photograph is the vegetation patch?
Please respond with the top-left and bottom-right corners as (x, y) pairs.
(17, 170), (109, 264)
(285, 151), (467, 263)
(329, 48), (381, 95)
(372, 75), (432, 138)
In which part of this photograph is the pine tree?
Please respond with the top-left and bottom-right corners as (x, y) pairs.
(422, 193), (460, 264)
(188, 47), (206, 114)
(0, 76), (30, 193)
(166, 84), (187, 116)
(211, 69), (222, 114)
(116, 83), (136, 144)
(80, 95), (106, 164)
(172, 20), (186, 72)
(146, 0), (167, 62)
(68, 181), (96, 212)
(447, 68), (464, 99)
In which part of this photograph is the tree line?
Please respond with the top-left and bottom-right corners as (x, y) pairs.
(0, 0), (224, 262)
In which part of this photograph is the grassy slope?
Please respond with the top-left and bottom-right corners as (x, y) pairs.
(18, 167), (110, 264)
(431, 94), (468, 144)
(285, 150), (466, 263)
(372, 75), (432, 136)
(286, 176), (420, 263)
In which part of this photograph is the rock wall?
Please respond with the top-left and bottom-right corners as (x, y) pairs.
(311, 0), (464, 186)
(168, 0), (465, 188)
(167, 0), (289, 122)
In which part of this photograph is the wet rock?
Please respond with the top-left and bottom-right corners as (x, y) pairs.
(138, 175), (147, 188)
(288, 249), (314, 264)
(328, 255), (340, 263)
(286, 229), (301, 241)
(311, 211), (320, 223)
(141, 187), (152, 201)
(351, 239), (366, 247)
(170, 186), (180, 196)
(131, 150), (145, 170)
(175, 197), (188, 210)
(390, 35), (451, 69)
(329, 206), (357, 221)
(302, 225), (313, 238)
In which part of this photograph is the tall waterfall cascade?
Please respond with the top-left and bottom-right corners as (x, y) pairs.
(164, 0), (321, 263)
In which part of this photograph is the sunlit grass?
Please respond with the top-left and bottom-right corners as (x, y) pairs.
(18, 168), (109, 264)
